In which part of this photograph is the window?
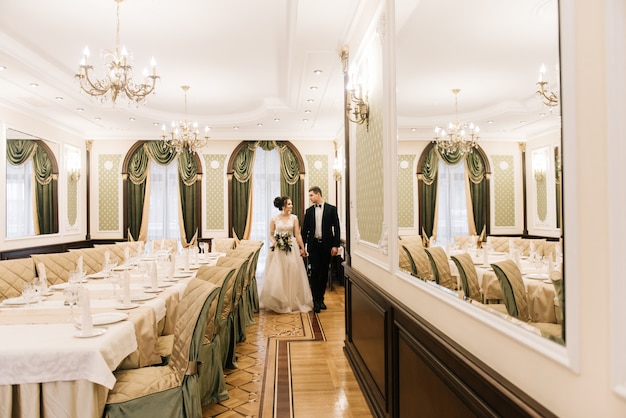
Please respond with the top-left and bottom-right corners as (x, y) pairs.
(6, 159), (35, 238)
(436, 159), (468, 246)
(147, 159), (181, 243)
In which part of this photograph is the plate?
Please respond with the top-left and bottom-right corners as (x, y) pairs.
(144, 288), (163, 293)
(120, 293), (156, 302)
(50, 283), (70, 291)
(87, 272), (108, 279)
(73, 327), (107, 338)
(173, 272), (193, 278)
(526, 273), (549, 280)
(112, 265), (131, 271)
(143, 282), (173, 289)
(91, 312), (128, 325)
(115, 302), (140, 310)
(2, 296), (43, 305)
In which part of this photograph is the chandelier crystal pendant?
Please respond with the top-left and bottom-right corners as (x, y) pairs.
(75, 0), (159, 105)
(433, 89), (479, 156)
(162, 85), (209, 154)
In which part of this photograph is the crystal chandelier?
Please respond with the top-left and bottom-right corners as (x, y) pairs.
(433, 89), (479, 156)
(75, 0), (159, 105)
(162, 86), (209, 154)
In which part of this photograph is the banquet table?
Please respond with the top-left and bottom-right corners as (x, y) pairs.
(448, 250), (558, 323)
(0, 251), (222, 418)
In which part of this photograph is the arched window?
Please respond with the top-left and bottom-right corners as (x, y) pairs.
(417, 143), (490, 244)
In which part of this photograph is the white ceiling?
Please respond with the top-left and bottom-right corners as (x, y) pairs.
(0, 0), (560, 143)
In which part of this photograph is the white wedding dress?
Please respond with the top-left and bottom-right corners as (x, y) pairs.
(260, 214), (313, 313)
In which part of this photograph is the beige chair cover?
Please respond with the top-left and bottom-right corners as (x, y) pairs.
(451, 253), (482, 301)
(104, 279), (220, 418)
(0, 258), (36, 302)
(31, 252), (79, 285)
(212, 238), (236, 252)
(224, 248), (256, 343)
(424, 247), (456, 290)
(69, 247), (109, 275)
(401, 243), (434, 281)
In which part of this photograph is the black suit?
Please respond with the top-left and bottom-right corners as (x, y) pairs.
(301, 202), (341, 306)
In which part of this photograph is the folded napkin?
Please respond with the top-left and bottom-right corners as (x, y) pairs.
(123, 270), (131, 305)
(124, 247), (130, 262)
(482, 247), (489, 266)
(77, 255), (84, 275)
(81, 287), (93, 335)
(150, 261), (158, 290)
(37, 263), (48, 286)
(104, 251), (110, 265)
(421, 227), (430, 248)
(184, 249), (190, 271)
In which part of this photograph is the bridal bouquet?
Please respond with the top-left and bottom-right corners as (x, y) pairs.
(271, 232), (292, 253)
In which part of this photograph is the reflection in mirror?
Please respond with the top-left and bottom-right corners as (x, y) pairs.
(65, 144), (81, 232)
(6, 128), (59, 237)
(396, 0), (563, 344)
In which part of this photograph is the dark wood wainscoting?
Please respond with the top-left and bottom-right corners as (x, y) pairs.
(344, 266), (555, 418)
(0, 239), (119, 260)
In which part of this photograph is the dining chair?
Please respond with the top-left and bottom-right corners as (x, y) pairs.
(104, 279), (221, 418)
(453, 235), (472, 250)
(225, 247), (257, 343)
(424, 247), (457, 291)
(400, 242), (434, 281)
(518, 238), (547, 257)
(212, 238), (236, 252)
(0, 258), (36, 302)
(486, 236), (522, 254)
(398, 235), (424, 246)
(69, 246), (109, 275)
(491, 260), (562, 340)
(235, 241), (263, 314)
(398, 239), (413, 272)
(450, 253), (482, 301)
(550, 270), (564, 324)
(31, 252), (79, 285)
(214, 256), (249, 369)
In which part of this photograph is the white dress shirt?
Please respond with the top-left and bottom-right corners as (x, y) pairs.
(314, 203), (323, 239)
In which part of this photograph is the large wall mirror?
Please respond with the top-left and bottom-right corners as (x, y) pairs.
(395, 0), (563, 344)
(6, 128), (59, 238)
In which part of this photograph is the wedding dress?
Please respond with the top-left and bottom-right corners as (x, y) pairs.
(260, 214), (313, 313)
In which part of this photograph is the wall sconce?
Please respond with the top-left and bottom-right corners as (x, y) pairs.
(532, 152), (547, 181)
(536, 64), (559, 107)
(333, 139), (343, 182)
(66, 152), (81, 182)
(346, 71), (369, 130)
(69, 168), (81, 182)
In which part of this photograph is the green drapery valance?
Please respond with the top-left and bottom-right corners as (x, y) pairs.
(6, 140), (37, 165)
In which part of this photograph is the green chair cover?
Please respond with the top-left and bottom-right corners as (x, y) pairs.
(104, 279), (221, 418)
(424, 247), (456, 290)
(491, 260), (529, 320)
(451, 253), (482, 302)
(215, 257), (249, 369)
(195, 265), (238, 405)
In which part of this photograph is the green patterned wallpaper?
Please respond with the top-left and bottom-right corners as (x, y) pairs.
(306, 155), (328, 205)
(398, 154), (416, 228)
(204, 155), (227, 230)
(536, 177), (547, 221)
(492, 155), (515, 227)
(98, 154), (121, 231)
(355, 43), (384, 244)
(67, 178), (77, 227)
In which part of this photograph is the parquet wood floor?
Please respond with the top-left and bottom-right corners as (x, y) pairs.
(202, 284), (373, 418)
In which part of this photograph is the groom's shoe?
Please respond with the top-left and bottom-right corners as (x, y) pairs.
(320, 302), (327, 310)
(313, 303), (321, 313)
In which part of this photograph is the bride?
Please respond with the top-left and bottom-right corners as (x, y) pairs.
(259, 196), (313, 313)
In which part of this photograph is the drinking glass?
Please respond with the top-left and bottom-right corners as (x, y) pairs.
(64, 284), (80, 322)
(110, 272), (120, 297)
(22, 283), (35, 307)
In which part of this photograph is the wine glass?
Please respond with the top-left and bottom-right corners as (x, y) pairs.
(110, 272), (120, 297)
(64, 284), (80, 322)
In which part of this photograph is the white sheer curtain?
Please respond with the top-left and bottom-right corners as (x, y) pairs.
(250, 148), (281, 280)
(6, 160), (35, 238)
(147, 159), (181, 247)
(436, 159), (469, 246)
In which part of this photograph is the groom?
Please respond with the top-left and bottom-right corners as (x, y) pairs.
(301, 186), (341, 313)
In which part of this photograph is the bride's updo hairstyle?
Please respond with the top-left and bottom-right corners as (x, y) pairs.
(273, 195), (290, 210)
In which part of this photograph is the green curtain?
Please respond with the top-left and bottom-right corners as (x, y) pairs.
(33, 145), (57, 234)
(438, 147), (465, 166)
(278, 143), (302, 218)
(6, 140), (37, 165)
(178, 148), (199, 244)
(466, 151), (487, 235)
(126, 146), (150, 241)
(419, 146), (439, 238)
(231, 143), (256, 239)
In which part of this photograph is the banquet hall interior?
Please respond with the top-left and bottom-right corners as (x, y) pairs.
(0, 0), (625, 417)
